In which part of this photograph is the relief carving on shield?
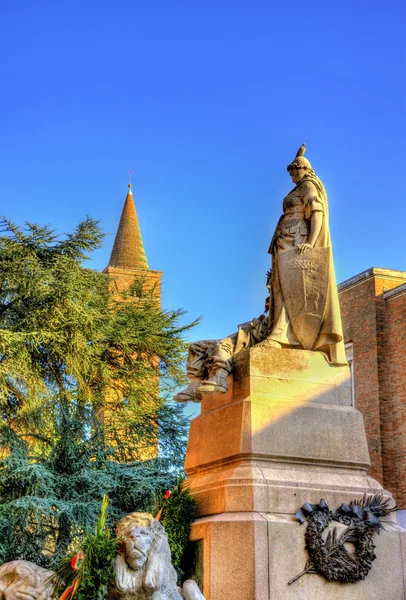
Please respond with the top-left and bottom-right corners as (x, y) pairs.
(278, 247), (330, 349)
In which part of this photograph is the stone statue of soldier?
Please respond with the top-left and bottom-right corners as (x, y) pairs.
(175, 145), (346, 403)
(174, 283), (270, 403)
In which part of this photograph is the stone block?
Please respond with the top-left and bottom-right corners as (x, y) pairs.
(189, 513), (269, 600)
(186, 347), (369, 473)
(265, 515), (406, 600)
(190, 512), (406, 600)
(185, 347), (405, 598)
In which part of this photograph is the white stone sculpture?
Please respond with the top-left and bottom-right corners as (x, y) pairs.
(0, 560), (55, 600)
(108, 512), (205, 600)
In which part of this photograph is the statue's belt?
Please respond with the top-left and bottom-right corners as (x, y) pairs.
(274, 216), (305, 233)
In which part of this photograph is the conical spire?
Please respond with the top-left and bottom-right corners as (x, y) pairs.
(109, 185), (149, 270)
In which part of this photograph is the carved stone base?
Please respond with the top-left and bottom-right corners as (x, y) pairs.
(189, 513), (406, 600)
(185, 347), (406, 599)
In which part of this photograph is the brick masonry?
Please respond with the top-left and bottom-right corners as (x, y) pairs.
(104, 265), (162, 301)
(339, 268), (406, 507)
(104, 185), (162, 303)
(102, 187), (162, 460)
(384, 284), (406, 507)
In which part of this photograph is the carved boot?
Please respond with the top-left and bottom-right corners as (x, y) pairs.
(197, 367), (229, 394)
(257, 336), (282, 348)
(174, 379), (202, 403)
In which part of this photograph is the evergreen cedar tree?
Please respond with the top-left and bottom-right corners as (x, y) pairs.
(0, 217), (198, 567)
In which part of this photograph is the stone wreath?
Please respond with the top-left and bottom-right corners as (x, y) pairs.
(288, 494), (396, 585)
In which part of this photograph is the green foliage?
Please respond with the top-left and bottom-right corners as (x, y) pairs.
(55, 496), (120, 600)
(0, 218), (198, 566)
(153, 476), (196, 568)
(53, 496), (119, 600)
(0, 218), (195, 420)
(0, 408), (188, 566)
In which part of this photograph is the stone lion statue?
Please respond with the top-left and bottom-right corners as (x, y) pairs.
(0, 560), (55, 600)
(0, 514), (204, 600)
(108, 512), (205, 600)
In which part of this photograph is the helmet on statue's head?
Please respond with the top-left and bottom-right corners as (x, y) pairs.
(287, 144), (312, 172)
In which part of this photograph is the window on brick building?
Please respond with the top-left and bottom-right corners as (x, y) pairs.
(345, 342), (355, 406)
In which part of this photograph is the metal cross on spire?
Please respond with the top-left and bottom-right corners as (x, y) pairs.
(127, 168), (134, 185)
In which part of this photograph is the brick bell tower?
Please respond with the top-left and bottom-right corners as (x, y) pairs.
(104, 184), (162, 301)
(103, 184), (162, 460)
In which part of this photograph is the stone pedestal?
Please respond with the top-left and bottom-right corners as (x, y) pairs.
(185, 347), (406, 599)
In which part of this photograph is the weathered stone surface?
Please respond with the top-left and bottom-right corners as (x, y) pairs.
(190, 513), (269, 600)
(186, 347), (369, 475)
(185, 346), (406, 599)
(189, 514), (406, 600)
(265, 515), (406, 600)
(0, 561), (55, 600)
(233, 344), (350, 384)
(108, 512), (205, 600)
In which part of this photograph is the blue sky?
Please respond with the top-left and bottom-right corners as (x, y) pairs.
(1, 0), (405, 351)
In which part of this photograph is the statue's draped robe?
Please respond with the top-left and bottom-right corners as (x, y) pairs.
(268, 175), (347, 365)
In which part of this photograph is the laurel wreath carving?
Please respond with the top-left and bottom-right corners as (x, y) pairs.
(288, 494), (397, 585)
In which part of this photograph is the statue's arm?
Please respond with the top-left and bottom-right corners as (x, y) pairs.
(297, 187), (324, 254)
(307, 210), (323, 247)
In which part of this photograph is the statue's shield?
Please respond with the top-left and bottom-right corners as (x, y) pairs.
(278, 247), (330, 350)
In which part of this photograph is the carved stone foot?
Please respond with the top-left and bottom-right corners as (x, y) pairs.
(174, 380), (202, 403)
(257, 336), (282, 348)
(197, 369), (228, 394)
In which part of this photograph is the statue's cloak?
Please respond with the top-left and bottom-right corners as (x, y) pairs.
(268, 175), (347, 365)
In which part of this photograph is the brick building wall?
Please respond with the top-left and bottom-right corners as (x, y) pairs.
(384, 284), (406, 508)
(104, 265), (162, 300)
(104, 184), (162, 303)
(339, 274), (383, 483)
(338, 268), (406, 507)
